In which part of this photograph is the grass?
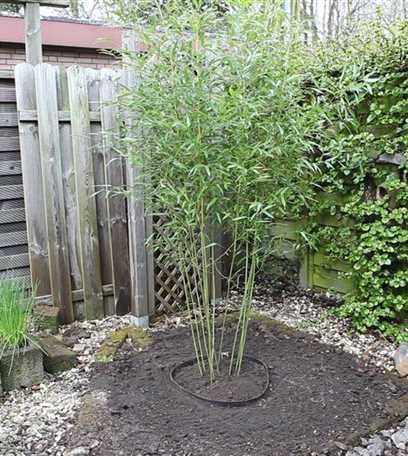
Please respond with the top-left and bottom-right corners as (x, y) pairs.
(0, 280), (35, 357)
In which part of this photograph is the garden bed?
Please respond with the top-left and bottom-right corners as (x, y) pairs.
(64, 314), (408, 456)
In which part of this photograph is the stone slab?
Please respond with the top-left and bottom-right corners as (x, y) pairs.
(394, 343), (408, 377)
(39, 335), (77, 374)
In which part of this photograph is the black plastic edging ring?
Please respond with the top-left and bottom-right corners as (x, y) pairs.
(169, 355), (270, 407)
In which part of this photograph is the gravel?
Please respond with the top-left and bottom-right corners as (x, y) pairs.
(0, 272), (407, 456)
(0, 315), (136, 456)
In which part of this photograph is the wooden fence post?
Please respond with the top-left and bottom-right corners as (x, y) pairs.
(24, 3), (42, 65)
(122, 31), (152, 326)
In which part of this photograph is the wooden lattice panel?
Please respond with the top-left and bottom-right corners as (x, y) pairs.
(153, 215), (199, 314)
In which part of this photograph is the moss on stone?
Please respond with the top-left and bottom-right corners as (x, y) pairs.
(95, 326), (151, 363)
(95, 328), (128, 363)
(127, 326), (152, 350)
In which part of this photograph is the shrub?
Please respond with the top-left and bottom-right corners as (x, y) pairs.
(119, 1), (321, 379)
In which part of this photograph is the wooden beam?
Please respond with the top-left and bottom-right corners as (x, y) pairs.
(0, 0), (69, 7)
(25, 3), (43, 65)
(19, 110), (101, 122)
(35, 284), (114, 306)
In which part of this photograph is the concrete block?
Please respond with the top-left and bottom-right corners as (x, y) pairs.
(0, 343), (44, 391)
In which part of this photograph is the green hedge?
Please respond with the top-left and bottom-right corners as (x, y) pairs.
(288, 19), (408, 341)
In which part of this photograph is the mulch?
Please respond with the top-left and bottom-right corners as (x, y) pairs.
(65, 315), (408, 456)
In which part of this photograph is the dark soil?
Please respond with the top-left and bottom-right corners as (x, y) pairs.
(172, 356), (268, 403)
(66, 317), (408, 456)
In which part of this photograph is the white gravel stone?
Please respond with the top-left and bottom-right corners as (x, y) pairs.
(391, 428), (408, 450)
(0, 314), (135, 456)
(64, 446), (90, 455)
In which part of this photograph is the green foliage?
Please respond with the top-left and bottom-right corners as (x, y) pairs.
(0, 281), (35, 355)
(119, 1), (321, 377)
(116, 0), (408, 344)
(304, 18), (408, 341)
(105, 0), (262, 26)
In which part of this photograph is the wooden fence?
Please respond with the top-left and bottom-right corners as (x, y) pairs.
(13, 62), (148, 322)
(271, 218), (354, 295)
(10, 61), (206, 324)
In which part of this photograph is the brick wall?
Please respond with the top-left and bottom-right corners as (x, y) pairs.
(0, 43), (117, 70)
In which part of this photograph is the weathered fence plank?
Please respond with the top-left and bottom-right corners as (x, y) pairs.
(100, 69), (130, 315)
(0, 185), (23, 200)
(35, 64), (73, 323)
(15, 63), (50, 295)
(86, 68), (115, 316)
(67, 65), (104, 320)
(56, 66), (83, 295)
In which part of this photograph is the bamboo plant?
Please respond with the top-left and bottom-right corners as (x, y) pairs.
(118, 0), (321, 381)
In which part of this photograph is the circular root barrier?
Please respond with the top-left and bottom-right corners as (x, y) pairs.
(169, 355), (270, 407)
